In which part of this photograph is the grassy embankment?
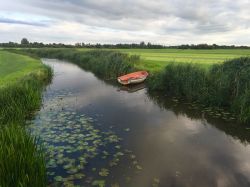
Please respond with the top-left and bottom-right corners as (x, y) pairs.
(19, 48), (138, 79)
(0, 51), (52, 187)
(17, 48), (250, 123)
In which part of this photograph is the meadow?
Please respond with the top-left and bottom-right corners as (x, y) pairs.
(79, 48), (250, 72)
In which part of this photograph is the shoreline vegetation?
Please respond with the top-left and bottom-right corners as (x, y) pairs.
(0, 51), (52, 187)
(14, 48), (250, 124)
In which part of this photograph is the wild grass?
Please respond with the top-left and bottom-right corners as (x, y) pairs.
(0, 51), (52, 124)
(0, 51), (52, 187)
(0, 124), (47, 187)
(0, 69), (52, 124)
(149, 63), (208, 100)
(148, 57), (250, 123)
(19, 48), (139, 79)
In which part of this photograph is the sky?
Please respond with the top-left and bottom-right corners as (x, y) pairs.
(0, 0), (250, 45)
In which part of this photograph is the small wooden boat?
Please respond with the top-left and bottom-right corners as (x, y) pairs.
(117, 71), (149, 85)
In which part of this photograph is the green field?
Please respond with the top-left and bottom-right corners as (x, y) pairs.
(78, 48), (250, 72)
(117, 49), (250, 72)
(0, 51), (45, 86)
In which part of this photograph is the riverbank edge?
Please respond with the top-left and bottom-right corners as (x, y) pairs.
(8, 48), (250, 124)
(0, 51), (53, 187)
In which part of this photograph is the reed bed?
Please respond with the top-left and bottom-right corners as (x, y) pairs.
(0, 124), (47, 187)
(0, 67), (52, 124)
(148, 57), (250, 123)
(20, 48), (138, 79)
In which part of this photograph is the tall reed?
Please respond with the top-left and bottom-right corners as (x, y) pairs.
(19, 49), (139, 79)
(0, 66), (52, 124)
(0, 124), (47, 187)
(149, 57), (250, 123)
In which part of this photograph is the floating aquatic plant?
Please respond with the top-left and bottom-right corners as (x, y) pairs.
(26, 85), (142, 186)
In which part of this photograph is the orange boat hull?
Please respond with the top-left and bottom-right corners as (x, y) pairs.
(117, 71), (149, 85)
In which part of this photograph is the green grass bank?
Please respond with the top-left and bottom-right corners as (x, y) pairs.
(0, 51), (52, 187)
(0, 51), (52, 124)
(15, 48), (250, 124)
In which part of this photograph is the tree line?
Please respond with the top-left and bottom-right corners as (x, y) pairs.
(0, 38), (249, 49)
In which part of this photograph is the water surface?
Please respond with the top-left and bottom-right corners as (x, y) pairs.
(28, 59), (250, 187)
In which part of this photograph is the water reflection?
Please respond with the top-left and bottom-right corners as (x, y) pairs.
(147, 91), (250, 144)
(31, 59), (250, 187)
(118, 83), (146, 93)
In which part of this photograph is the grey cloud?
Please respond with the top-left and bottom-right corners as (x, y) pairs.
(0, 17), (50, 26)
(0, 0), (250, 44)
(21, 1), (250, 33)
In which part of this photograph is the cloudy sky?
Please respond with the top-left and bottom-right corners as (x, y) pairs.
(0, 0), (250, 45)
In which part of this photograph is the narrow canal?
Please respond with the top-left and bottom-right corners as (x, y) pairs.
(27, 59), (250, 187)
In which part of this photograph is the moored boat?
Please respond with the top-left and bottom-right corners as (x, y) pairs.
(117, 71), (149, 85)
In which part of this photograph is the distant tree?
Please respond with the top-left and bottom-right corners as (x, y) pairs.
(147, 42), (152, 48)
(140, 41), (146, 48)
(75, 43), (81, 47)
(95, 43), (102, 48)
(21, 38), (29, 45)
(1, 40), (250, 49)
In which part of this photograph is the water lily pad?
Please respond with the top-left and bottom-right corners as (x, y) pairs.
(115, 152), (124, 156)
(63, 181), (75, 187)
(124, 128), (130, 132)
(99, 168), (109, 177)
(125, 176), (131, 183)
(67, 167), (78, 174)
(136, 165), (143, 170)
(103, 151), (109, 156)
(115, 145), (121, 149)
(74, 173), (85, 179)
(152, 177), (160, 187)
(92, 180), (105, 187)
(111, 183), (120, 187)
(130, 154), (136, 159)
(153, 178), (160, 183)
(54, 175), (63, 182)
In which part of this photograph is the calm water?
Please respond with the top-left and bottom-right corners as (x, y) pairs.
(28, 59), (250, 187)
